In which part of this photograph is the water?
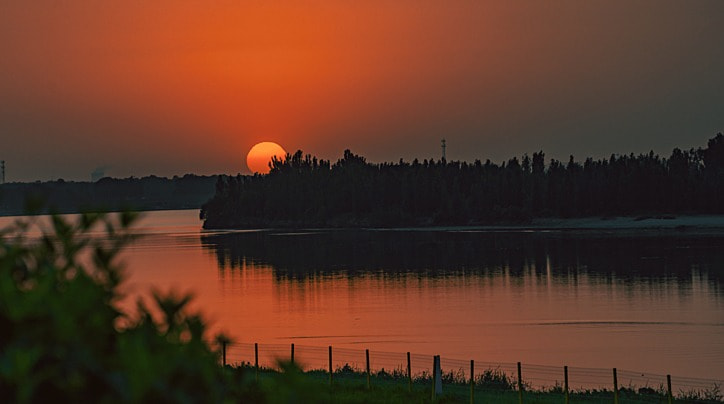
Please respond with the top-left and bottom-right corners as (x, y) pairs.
(3, 209), (723, 380)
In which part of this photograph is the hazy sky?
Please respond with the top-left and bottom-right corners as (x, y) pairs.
(1, 1), (723, 181)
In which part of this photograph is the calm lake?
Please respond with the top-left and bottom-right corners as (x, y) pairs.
(3, 209), (723, 380)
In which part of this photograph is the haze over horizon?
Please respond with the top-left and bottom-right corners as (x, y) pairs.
(2, 1), (723, 182)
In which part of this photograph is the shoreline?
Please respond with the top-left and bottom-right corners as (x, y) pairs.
(382, 215), (724, 233)
(203, 215), (724, 234)
(0, 206), (201, 218)
(6, 210), (724, 235)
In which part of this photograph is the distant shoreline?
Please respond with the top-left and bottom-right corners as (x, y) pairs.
(204, 215), (724, 235)
(383, 215), (724, 232)
(6, 209), (724, 235)
(0, 206), (200, 218)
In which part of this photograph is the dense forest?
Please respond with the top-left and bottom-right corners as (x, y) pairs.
(201, 134), (724, 229)
(0, 175), (217, 216)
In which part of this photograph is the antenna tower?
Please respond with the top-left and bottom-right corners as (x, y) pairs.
(441, 139), (446, 161)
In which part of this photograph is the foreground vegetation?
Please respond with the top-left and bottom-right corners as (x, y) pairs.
(1, 213), (721, 402)
(202, 134), (724, 228)
(0, 212), (247, 402)
(232, 363), (721, 403)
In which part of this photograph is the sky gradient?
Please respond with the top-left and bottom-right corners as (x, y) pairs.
(2, 1), (723, 181)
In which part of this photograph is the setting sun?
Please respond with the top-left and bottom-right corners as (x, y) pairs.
(246, 142), (287, 174)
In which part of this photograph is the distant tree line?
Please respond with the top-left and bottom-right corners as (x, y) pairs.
(0, 174), (217, 216)
(201, 134), (724, 229)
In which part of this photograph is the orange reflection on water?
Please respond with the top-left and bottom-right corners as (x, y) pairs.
(118, 228), (724, 380)
(5, 210), (721, 381)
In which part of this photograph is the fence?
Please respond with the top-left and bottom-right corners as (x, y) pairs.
(220, 341), (723, 401)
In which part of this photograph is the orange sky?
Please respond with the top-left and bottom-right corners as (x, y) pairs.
(1, 1), (723, 181)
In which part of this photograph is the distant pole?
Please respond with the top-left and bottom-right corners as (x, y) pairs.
(667, 374), (673, 404)
(517, 362), (523, 404)
(328, 346), (333, 387)
(564, 366), (569, 404)
(613, 368), (619, 404)
(441, 139), (446, 161)
(1, 160), (5, 184)
(366, 349), (371, 390)
(291, 343), (294, 365)
(407, 352), (412, 392)
(470, 360), (475, 404)
(254, 343), (259, 382)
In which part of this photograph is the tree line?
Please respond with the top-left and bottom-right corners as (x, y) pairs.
(201, 134), (724, 229)
(0, 174), (217, 216)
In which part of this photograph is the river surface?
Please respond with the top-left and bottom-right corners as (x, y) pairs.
(3, 209), (723, 381)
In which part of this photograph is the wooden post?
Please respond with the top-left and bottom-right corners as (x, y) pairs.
(328, 346), (333, 387)
(431, 355), (442, 397)
(564, 365), (569, 404)
(517, 362), (523, 404)
(407, 352), (412, 392)
(667, 374), (673, 404)
(613, 368), (619, 404)
(431, 356), (437, 400)
(291, 343), (295, 365)
(254, 343), (259, 382)
(366, 349), (371, 390)
(222, 341), (227, 367)
(470, 360), (475, 404)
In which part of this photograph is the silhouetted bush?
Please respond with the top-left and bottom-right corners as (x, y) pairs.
(0, 212), (251, 402)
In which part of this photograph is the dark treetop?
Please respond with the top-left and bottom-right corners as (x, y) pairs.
(201, 134), (724, 229)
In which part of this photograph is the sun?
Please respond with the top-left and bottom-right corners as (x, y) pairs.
(246, 142), (287, 174)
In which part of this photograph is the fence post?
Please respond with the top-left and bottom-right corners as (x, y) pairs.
(667, 374), (672, 404)
(328, 346), (333, 387)
(407, 352), (412, 392)
(517, 362), (523, 404)
(432, 355), (442, 397)
(291, 343), (295, 365)
(470, 360), (475, 404)
(431, 356), (437, 400)
(222, 341), (227, 367)
(366, 349), (371, 390)
(613, 368), (619, 404)
(564, 365), (569, 404)
(254, 343), (259, 382)
(432, 355), (442, 400)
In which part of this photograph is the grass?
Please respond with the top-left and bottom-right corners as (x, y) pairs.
(226, 362), (721, 403)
